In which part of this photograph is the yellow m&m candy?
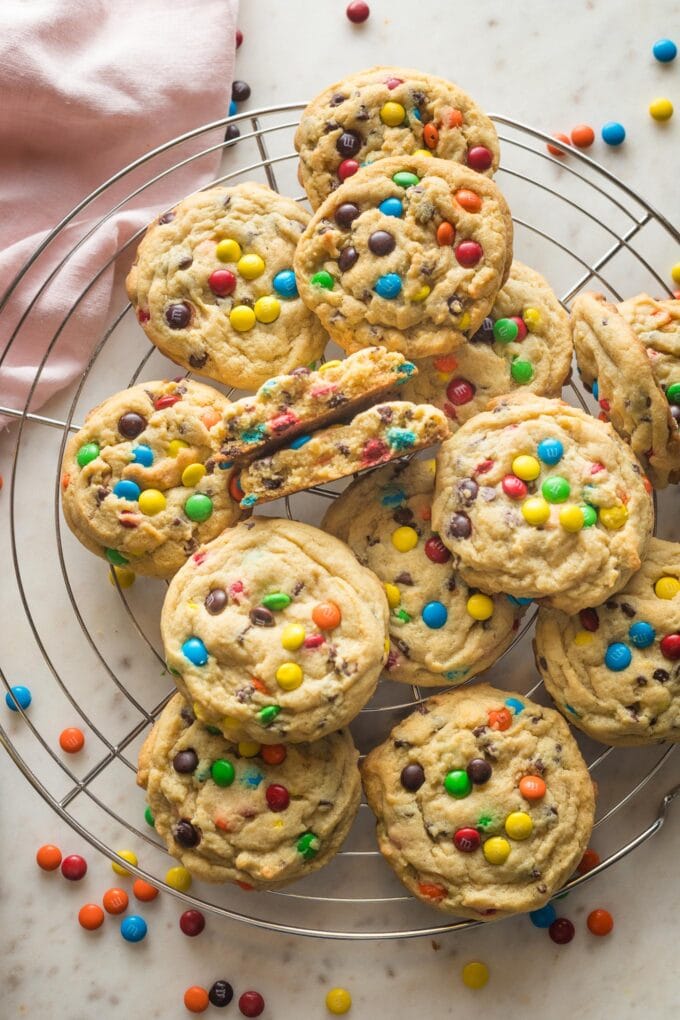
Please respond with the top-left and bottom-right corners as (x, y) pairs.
(319, 359), (342, 373)
(165, 865), (192, 892)
(599, 505), (628, 530)
(412, 284), (431, 302)
(461, 962), (489, 990)
(276, 662), (303, 690)
(559, 505), (585, 532)
(384, 583), (401, 609)
(573, 630), (594, 646)
(391, 526), (419, 552)
(138, 488), (166, 516)
(483, 837), (510, 865)
(237, 254), (265, 279)
(238, 741), (261, 758)
(466, 593), (494, 621)
(216, 239), (241, 262)
(522, 307), (541, 332)
(326, 988), (352, 1014)
(254, 296), (281, 323)
(655, 576), (680, 599)
(649, 97), (673, 121)
(168, 438), (188, 457)
(111, 849), (138, 876)
(522, 497), (550, 526)
(512, 454), (540, 481)
(230, 305), (256, 332)
(380, 101), (406, 126)
(281, 623), (306, 651)
(109, 565), (135, 588)
(504, 811), (533, 840)
(181, 463), (206, 488)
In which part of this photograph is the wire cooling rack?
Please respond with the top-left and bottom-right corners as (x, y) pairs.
(1, 105), (680, 939)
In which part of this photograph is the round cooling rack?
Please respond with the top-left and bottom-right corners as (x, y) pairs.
(1, 106), (680, 940)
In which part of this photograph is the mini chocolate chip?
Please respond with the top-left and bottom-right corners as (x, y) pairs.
(250, 606), (275, 627)
(653, 668), (670, 683)
(330, 92), (346, 107)
(180, 705), (195, 726)
(335, 202), (361, 228)
(189, 352), (208, 369)
(446, 575), (457, 591)
(158, 210), (175, 224)
(393, 507), (414, 525)
(173, 749), (198, 773)
(118, 412), (147, 438)
(394, 739), (412, 749)
(205, 588), (228, 615)
(394, 638), (410, 657)
(224, 124), (240, 143)
(635, 675), (648, 686)
(395, 571), (414, 585)
(620, 602), (636, 618)
(174, 819), (201, 847)
(177, 255), (193, 269)
(448, 295), (464, 315)
(356, 104), (370, 121)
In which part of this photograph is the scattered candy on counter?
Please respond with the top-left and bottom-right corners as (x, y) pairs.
(61, 854), (87, 881)
(231, 80), (251, 103)
(649, 97), (673, 121)
(549, 917), (575, 944)
(210, 981), (234, 1007)
(5, 684), (31, 710)
(36, 844), (62, 871)
(235, 28), (243, 48)
(78, 903), (105, 930)
(529, 903), (557, 928)
(461, 961), (489, 989)
(671, 263), (680, 286)
(120, 914), (148, 943)
(111, 849), (138, 876)
(180, 909), (206, 936)
(166, 865), (193, 892)
(601, 121), (625, 146)
(238, 990), (266, 1017)
(326, 986), (352, 1014)
(652, 37), (677, 62)
(103, 887), (129, 914)
(184, 986), (210, 1013)
(547, 132), (571, 156)
(346, 1), (370, 23)
(59, 727), (85, 753)
(133, 878), (159, 901)
(570, 124), (595, 148)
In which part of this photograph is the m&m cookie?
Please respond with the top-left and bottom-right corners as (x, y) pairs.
(294, 155), (513, 358)
(402, 261), (572, 427)
(432, 394), (654, 613)
(535, 537), (680, 745)
(126, 185), (327, 390)
(216, 347), (416, 463)
(137, 694), (361, 887)
(237, 401), (449, 508)
(295, 66), (500, 210)
(160, 518), (389, 743)
(361, 684), (595, 919)
(61, 380), (244, 578)
(572, 292), (680, 487)
(322, 459), (525, 686)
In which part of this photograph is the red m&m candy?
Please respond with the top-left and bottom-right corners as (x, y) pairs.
(660, 634), (680, 659)
(424, 535), (452, 564)
(453, 827), (481, 852)
(502, 475), (528, 500)
(346, 1), (370, 22)
(446, 378), (475, 405)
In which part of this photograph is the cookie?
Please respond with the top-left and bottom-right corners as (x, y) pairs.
(125, 185), (327, 390)
(294, 66), (500, 210)
(137, 693), (361, 887)
(571, 292), (680, 487)
(402, 261), (572, 428)
(432, 394), (654, 613)
(322, 459), (524, 686)
(61, 380), (243, 578)
(361, 684), (595, 919)
(161, 518), (389, 744)
(216, 347), (416, 463)
(237, 401), (450, 508)
(534, 537), (680, 746)
(294, 155), (513, 358)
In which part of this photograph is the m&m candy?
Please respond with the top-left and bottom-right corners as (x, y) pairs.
(61, 854), (87, 881)
(36, 844), (62, 871)
(653, 38), (677, 62)
(530, 903), (556, 928)
(111, 849), (138, 876)
(120, 915), (147, 942)
(346, 0), (370, 22)
(549, 917), (575, 944)
(587, 908), (614, 936)
(604, 642), (632, 671)
(184, 987), (210, 1014)
(133, 879), (158, 902)
(103, 888), (129, 914)
(78, 904), (105, 930)
(209, 981), (234, 1007)
(239, 991), (265, 1017)
(649, 97), (673, 121)
(326, 987), (352, 1014)
(570, 124), (595, 148)
(5, 685), (32, 711)
(180, 909), (206, 936)
(461, 961), (489, 989)
(601, 121), (626, 146)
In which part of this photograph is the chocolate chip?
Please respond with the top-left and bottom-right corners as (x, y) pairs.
(204, 588), (228, 615)
(393, 507), (414, 525)
(180, 705), (195, 726)
(336, 130), (362, 158)
(395, 571), (414, 586)
(448, 512), (471, 538)
(173, 749), (198, 773)
(189, 351), (208, 369)
(338, 246), (359, 271)
(446, 575), (457, 592)
(394, 638), (410, 657)
(224, 124), (240, 143)
(400, 763), (425, 790)
(653, 668), (670, 683)
(393, 739), (412, 749)
(620, 602), (636, 618)
(355, 104), (370, 121)
(158, 210), (175, 224)
(118, 412), (147, 438)
(329, 93), (346, 107)
(335, 202), (361, 228)
(457, 478), (479, 505)
(250, 607), (275, 627)
(177, 255), (193, 269)
(231, 79), (251, 102)
(174, 819), (201, 847)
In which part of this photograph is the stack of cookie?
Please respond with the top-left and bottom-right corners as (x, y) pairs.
(58, 66), (680, 921)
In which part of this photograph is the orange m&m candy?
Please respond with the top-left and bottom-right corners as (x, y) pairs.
(570, 124), (595, 148)
(418, 882), (446, 901)
(454, 189), (482, 212)
(577, 848), (601, 874)
(184, 986), (210, 1013)
(433, 354), (458, 373)
(436, 221), (455, 246)
(228, 471), (243, 502)
(587, 908), (613, 936)
(547, 132), (570, 156)
(36, 844), (62, 871)
(312, 602), (342, 630)
(59, 727), (85, 753)
(423, 122), (439, 149)
(133, 879), (159, 901)
(103, 888), (129, 914)
(488, 707), (512, 731)
(261, 744), (287, 765)
(519, 775), (547, 800)
(200, 408), (221, 430)
(78, 904), (105, 930)
(448, 109), (463, 128)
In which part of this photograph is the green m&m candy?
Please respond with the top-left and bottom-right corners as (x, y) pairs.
(310, 270), (334, 290)
(77, 442), (100, 467)
(105, 547), (129, 566)
(511, 359), (534, 383)
(297, 831), (321, 860)
(262, 592), (292, 611)
(258, 705), (281, 726)
(211, 759), (235, 787)
(184, 493), (213, 522)
(541, 476), (571, 503)
(493, 318), (519, 343)
(582, 505), (598, 527)
(444, 770), (472, 798)
(666, 382), (680, 404)
(392, 171), (420, 188)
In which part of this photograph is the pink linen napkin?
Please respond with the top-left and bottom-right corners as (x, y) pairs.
(0, 0), (239, 423)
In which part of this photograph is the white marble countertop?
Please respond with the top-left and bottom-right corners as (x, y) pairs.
(2, 1), (680, 1017)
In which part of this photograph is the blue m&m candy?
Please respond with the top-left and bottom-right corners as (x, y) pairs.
(653, 38), (677, 63)
(229, 99), (237, 116)
(537, 438), (564, 465)
(591, 380), (599, 400)
(120, 916), (147, 943)
(629, 621), (656, 648)
(5, 685), (32, 711)
(290, 434), (312, 449)
(113, 479), (141, 501)
(272, 269), (298, 299)
(601, 121), (626, 146)
(530, 903), (557, 928)
(132, 445), (154, 467)
(374, 273), (402, 299)
(378, 197), (403, 218)
(421, 601), (448, 629)
(604, 642), (632, 671)
(182, 637), (209, 666)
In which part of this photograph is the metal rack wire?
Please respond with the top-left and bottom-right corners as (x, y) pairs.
(1, 105), (679, 939)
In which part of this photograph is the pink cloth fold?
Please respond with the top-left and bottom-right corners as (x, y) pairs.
(0, 0), (238, 421)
